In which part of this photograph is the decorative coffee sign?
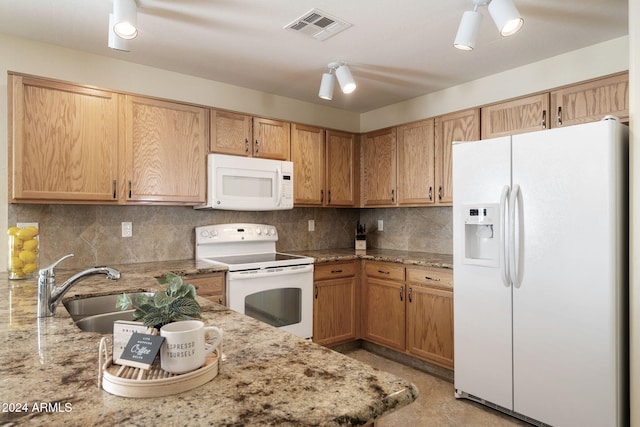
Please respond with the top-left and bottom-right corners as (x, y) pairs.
(116, 332), (165, 370)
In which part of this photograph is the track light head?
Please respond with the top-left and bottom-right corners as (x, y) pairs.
(335, 64), (356, 94)
(488, 0), (523, 36)
(318, 71), (335, 100)
(108, 13), (130, 51)
(454, 10), (483, 50)
(113, 0), (138, 40)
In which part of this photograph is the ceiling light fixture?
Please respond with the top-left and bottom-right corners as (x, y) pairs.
(454, 0), (523, 50)
(108, 13), (130, 51)
(318, 62), (356, 100)
(112, 0), (138, 40)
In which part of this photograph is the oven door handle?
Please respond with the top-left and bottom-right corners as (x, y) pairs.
(227, 264), (314, 279)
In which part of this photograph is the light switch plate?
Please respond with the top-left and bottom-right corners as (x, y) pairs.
(308, 220), (315, 232)
(377, 219), (384, 231)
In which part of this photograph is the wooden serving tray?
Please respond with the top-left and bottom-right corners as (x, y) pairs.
(98, 337), (219, 398)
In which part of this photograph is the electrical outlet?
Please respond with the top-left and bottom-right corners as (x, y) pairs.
(121, 222), (132, 237)
(378, 219), (384, 232)
(308, 220), (315, 232)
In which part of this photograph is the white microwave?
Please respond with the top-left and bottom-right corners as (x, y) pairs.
(195, 154), (294, 211)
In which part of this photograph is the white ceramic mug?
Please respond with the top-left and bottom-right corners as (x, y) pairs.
(160, 320), (222, 374)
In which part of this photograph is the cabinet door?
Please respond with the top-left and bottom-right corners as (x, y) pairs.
(291, 124), (325, 206)
(481, 93), (550, 138)
(435, 108), (479, 205)
(210, 110), (252, 156)
(326, 130), (357, 207)
(361, 128), (397, 206)
(124, 96), (207, 204)
(9, 74), (119, 202)
(363, 277), (405, 351)
(397, 119), (435, 205)
(407, 285), (454, 369)
(186, 273), (226, 306)
(313, 276), (357, 346)
(252, 117), (290, 160)
(550, 72), (629, 127)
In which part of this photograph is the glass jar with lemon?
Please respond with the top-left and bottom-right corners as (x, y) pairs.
(7, 225), (39, 280)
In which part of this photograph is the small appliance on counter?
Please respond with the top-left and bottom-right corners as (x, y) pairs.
(355, 221), (366, 252)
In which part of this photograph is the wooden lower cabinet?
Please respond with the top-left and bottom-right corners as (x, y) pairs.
(185, 273), (226, 306)
(362, 261), (406, 351)
(362, 261), (454, 369)
(313, 261), (358, 346)
(406, 267), (454, 369)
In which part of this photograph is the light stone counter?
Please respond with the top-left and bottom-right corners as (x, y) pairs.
(0, 259), (418, 426)
(294, 248), (453, 269)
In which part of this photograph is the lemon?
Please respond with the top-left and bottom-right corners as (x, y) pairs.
(23, 239), (39, 251)
(19, 250), (37, 264)
(16, 228), (37, 240)
(10, 257), (23, 269)
(22, 263), (37, 274)
(11, 270), (25, 277)
(7, 227), (20, 236)
(10, 237), (23, 250)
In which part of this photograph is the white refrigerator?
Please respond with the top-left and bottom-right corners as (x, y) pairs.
(452, 118), (628, 427)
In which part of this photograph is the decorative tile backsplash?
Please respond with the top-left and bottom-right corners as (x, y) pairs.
(8, 204), (452, 268)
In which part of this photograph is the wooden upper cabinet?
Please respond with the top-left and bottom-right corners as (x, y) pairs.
(435, 108), (480, 205)
(361, 128), (397, 207)
(253, 117), (290, 160)
(550, 72), (629, 127)
(124, 95), (207, 204)
(291, 124), (325, 206)
(397, 119), (435, 206)
(210, 110), (252, 156)
(325, 130), (357, 207)
(9, 74), (119, 202)
(481, 93), (550, 139)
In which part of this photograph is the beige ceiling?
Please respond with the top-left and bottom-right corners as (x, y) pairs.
(0, 0), (628, 113)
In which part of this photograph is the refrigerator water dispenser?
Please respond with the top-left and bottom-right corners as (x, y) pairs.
(463, 204), (499, 267)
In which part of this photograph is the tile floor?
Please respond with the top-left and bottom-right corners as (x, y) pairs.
(344, 349), (529, 426)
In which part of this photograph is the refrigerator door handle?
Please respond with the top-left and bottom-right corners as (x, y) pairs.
(509, 184), (522, 287)
(499, 185), (511, 286)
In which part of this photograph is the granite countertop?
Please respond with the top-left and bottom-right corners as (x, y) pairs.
(0, 258), (418, 426)
(294, 248), (453, 269)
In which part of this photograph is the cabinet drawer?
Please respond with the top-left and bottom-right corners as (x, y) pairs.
(365, 261), (405, 281)
(406, 266), (453, 289)
(186, 274), (225, 296)
(315, 261), (357, 281)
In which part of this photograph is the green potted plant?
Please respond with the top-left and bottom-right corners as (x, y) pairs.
(116, 272), (202, 330)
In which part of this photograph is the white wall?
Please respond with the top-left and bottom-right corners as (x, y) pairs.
(361, 36), (629, 132)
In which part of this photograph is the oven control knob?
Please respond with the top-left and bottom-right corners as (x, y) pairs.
(256, 228), (262, 235)
(268, 228), (276, 236)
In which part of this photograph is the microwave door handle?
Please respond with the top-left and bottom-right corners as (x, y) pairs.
(275, 167), (282, 207)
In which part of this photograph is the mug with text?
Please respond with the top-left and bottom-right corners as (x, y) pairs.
(160, 320), (222, 374)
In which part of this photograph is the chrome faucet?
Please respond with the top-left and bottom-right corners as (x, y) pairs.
(37, 254), (121, 317)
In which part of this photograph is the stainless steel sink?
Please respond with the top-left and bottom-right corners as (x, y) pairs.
(63, 292), (151, 333)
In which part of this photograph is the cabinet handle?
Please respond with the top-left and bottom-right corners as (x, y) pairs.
(541, 109), (547, 129)
(557, 106), (563, 126)
(438, 186), (443, 200)
(328, 190), (331, 204)
(408, 287), (413, 303)
(331, 269), (343, 274)
(429, 186), (433, 201)
(218, 297), (223, 305)
(391, 189), (395, 203)
(244, 138), (249, 153)
(425, 276), (441, 281)
(377, 270), (390, 275)
(112, 180), (117, 199)
(315, 284), (319, 299)
(400, 286), (404, 302)
(254, 139), (259, 154)
(128, 181), (132, 198)
(321, 189), (324, 203)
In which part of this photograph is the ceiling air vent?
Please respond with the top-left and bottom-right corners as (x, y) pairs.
(284, 9), (352, 41)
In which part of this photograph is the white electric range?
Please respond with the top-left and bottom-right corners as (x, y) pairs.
(195, 223), (314, 339)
